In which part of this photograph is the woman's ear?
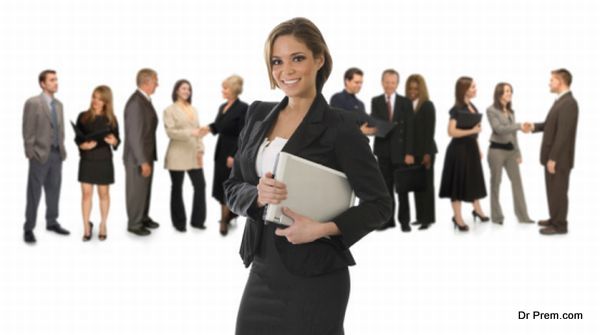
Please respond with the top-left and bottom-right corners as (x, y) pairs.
(315, 54), (325, 70)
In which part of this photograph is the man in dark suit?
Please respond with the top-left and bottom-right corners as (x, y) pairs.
(370, 69), (415, 232)
(21, 70), (70, 243)
(123, 68), (160, 236)
(530, 68), (579, 235)
(330, 68), (378, 136)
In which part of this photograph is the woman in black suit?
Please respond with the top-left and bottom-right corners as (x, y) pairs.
(75, 85), (120, 241)
(209, 75), (248, 235)
(439, 77), (489, 231)
(223, 17), (392, 335)
(405, 74), (437, 230)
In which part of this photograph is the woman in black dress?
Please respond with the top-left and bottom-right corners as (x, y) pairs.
(224, 17), (392, 335)
(439, 77), (489, 231)
(75, 85), (120, 241)
(209, 75), (248, 235)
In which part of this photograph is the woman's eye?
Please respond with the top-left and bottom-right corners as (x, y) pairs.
(271, 59), (282, 66)
(292, 55), (305, 62)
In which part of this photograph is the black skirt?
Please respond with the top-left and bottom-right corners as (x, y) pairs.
(439, 137), (487, 202)
(236, 224), (350, 335)
(78, 159), (114, 185)
(212, 157), (231, 204)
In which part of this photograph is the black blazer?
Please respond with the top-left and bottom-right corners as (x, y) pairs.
(223, 94), (392, 276)
(534, 92), (578, 170)
(412, 100), (438, 157)
(371, 93), (415, 164)
(209, 99), (248, 161)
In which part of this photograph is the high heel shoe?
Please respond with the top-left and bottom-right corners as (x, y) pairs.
(472, 210), (490, 222)
(98, 223), (107, 241)
(82, 222), (93, 242)
(219, 220), (228, 236)
(452, 217), (469, 232)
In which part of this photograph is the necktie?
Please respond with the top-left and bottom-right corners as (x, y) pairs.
(386, 96), (393, 121)
(50, 99), (59, 147)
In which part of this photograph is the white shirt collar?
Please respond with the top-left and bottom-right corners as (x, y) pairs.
(138, 88), (151, 101)
(556, 89), (570, 101)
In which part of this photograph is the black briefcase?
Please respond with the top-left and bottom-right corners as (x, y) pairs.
(394, 164), (427, 193)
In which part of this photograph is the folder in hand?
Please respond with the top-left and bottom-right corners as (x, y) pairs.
(455, 113), (482, 129)
(265, 152), (356, 226)
(71, 121), (113, 142)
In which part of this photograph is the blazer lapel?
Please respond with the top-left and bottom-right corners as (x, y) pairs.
(282, 94), (327, 156)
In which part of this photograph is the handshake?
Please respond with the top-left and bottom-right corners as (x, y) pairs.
(192, 125), (211, 138)
(520, 122), (535, 133)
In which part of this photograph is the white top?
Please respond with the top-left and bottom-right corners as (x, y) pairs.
(256, 137), (288, 177)
(412, 98), (419, 112)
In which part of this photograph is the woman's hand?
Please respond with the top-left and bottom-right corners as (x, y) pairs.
(422, 154), (432, 169)
(256, 172), (287, 208)
(226, 156), (234, 168)
(274, 207), (327, 244)
(79, 140), (97, 150)
(516, 156), (522, 164)
(104, 134), (118, 146)
(471, 123), (482, 135)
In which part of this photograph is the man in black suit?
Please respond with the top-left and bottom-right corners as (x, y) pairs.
(529, 69), (579, 235)
(371, 69), (415, 232)
(123, 68), (160, 236)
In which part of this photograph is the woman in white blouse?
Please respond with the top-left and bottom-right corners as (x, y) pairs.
(163, 79), (210, 232)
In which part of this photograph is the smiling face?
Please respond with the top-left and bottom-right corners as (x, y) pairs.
(466, 81), (477, 100)
(91, 91), (105, 113)
(501, 84), (513, 105)
(407, 80), (419, 101)
(177, 82), (191, 102)
(382, 73), (399, 97)
(270, 34), (324, 99)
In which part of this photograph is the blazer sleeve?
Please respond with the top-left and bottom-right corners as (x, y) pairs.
(403, 99), (415, 154)
(112, 120), (121, 151)
(22, 98), (36, 159)
(209, 105), (224, 134)
(74, 113), (85, 146)
(486, 106), (521, 135)
(548, 99), (578, 162)
(331, 120), (393, 247)
(421, 101), (436, 155)
(163, 107), (193, 141)
(125, 99), (148, 165)
(223, 102), (265, 222)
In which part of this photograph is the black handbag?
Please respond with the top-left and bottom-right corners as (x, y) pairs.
(394, 164), (427, 193)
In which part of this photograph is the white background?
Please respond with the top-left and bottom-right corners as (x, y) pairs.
(1, 0), (599, 334)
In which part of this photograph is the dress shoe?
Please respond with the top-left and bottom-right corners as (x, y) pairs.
(98, 222), (107, 241)
(538, 219), (552, 226)
(418, 223), (431, 230)
(410, 221), (421, 226)
(492, 220), (503, 225)
(47, 224), (70, 235)
(519, 219), (535, 224)
(24, 230), (36, 244)
(128, 227), (151, 236)
(540, 226), (568, 235)
(401, 223), (411, 232)
(143, 219), (160, 229)
(174, 225), (187, 232)
(191, 224), (206, 230)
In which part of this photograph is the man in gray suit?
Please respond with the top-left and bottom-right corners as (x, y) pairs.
(22, 70), (70, 243)
(529, 69), (579, 235)
(123, 68), (160, 236)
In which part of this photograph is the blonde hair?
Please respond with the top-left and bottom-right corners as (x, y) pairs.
(136, 68), (157, 87)
(223, 75), (244, 97)
(83, 85), (117, 128)
(264, 17), (332, 92)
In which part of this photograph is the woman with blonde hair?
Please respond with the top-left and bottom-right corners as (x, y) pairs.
(208, 74), (248, 235)
(74, 85), (120, 241)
